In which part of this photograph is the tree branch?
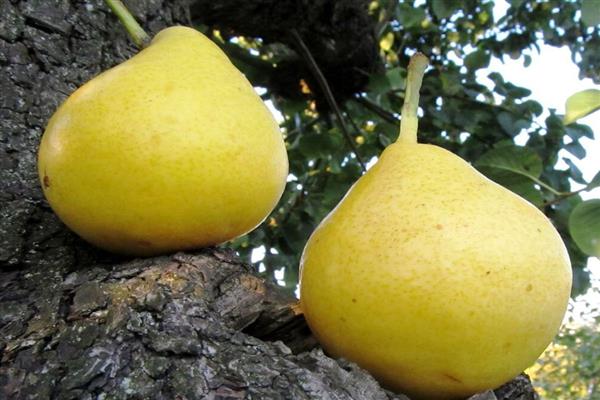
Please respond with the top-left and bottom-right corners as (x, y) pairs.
(353, 95), (399, 124)
(290, 29), (366, 172)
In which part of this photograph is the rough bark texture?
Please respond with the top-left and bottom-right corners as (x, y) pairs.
(0, 248), (536, 400)
(0, 1), (538, 399)
(0, 249), (400, 399)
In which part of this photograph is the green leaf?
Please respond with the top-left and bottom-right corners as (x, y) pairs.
(487, 72), (510, 96)
(563, 89), (600, 125)
(464, 49), (491, 70)
(497, 112), (529, 137)
(431, 0), (458, 20)
(562, 158), (586, 184)
(368, 73), (392, 95)
(506, 84), (531, 99)
(476, 145), (543, 179)
(589, 171), (600, 189)
(520, 100), (543, 116)
(581, 0), (600, 26)
(509, 0), (525, 8)
(546, 113), (564, 131)
(565, 141), (586, 159)
(440, 71), (462, 95)
(367, 67), (404, 96)
(565, 123), (594, 140)
(475, 145), (547, 205)
(281, 100), (309, 115)
(298, 130), (343, 158)
(497, 113), (514, 134)
(386, 67), (405, 91)
(477, 167), (544, 206)
(569, 199), (600, 257)
(398, 4), (426, 28)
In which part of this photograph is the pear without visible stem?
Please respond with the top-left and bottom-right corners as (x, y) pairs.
(299, 54), (571, 399)
(38, 27), (288, 255)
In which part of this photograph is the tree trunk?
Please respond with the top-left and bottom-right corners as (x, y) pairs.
(0, 1), (538, 399)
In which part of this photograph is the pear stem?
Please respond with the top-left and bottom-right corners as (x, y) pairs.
(104, 0), (150, 49)
(397, 53), (429, 144)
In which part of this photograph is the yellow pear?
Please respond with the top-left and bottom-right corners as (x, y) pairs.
(38, 26), (288, 255)
(299, 54), (571, 399)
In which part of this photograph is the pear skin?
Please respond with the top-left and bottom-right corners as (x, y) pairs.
(299, 54), (571, 399)
(38, 27), (288, 255)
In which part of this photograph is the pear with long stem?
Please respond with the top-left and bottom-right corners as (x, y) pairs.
(299, 53), (571, 399)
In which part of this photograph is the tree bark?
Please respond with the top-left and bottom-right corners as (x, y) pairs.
(0, 1), (537, 399)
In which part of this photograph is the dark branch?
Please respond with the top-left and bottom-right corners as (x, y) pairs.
(353, 95), (400, 124)
(290, 29), (366, 172)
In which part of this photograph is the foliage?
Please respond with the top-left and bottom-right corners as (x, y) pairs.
(530, 323), (600, 399)
(570, 199), (600, 257)
(564, 88), (600, 125)
(528, 286), (600, 399)
(214, 0), (600, 295)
